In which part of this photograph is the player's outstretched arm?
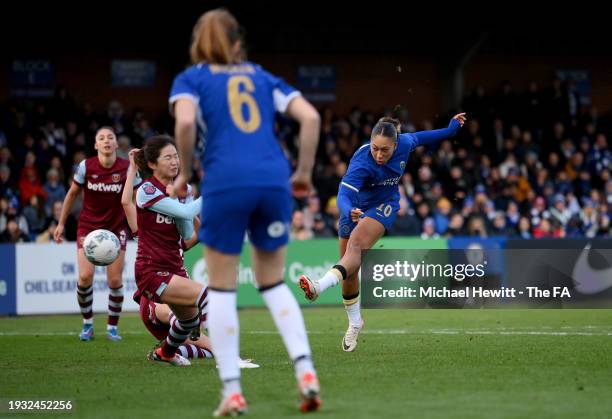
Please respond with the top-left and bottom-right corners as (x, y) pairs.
(413, 113), (467, 147)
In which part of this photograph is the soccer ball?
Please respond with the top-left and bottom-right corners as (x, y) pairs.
(83, 229), (121, 266)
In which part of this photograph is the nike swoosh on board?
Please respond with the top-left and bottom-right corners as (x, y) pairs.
(572, 243), (612, 294)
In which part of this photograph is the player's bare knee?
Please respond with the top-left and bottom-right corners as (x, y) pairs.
(78, 275), (94, 287)
(171, 304), (199, 320)
(347, 236), (367, 253)
(108, 278), (122, 289)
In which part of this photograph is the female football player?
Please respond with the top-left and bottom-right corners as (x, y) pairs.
(123, 147), (257, 368)
(130, 135), (211, 367)
(171, 8), (322, 415)
(299, 114), (466, 352)
(54, 127), (140, 342)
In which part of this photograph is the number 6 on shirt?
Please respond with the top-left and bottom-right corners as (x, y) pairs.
(228, 75), (261, 133)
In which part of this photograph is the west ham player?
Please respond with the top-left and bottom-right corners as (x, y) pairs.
(170, 9), (322, 415)
(54, 127), (140, 342)
(132, 135), (211, 367)
(122, 147), (258, 368)
(299, 114), (466, 352)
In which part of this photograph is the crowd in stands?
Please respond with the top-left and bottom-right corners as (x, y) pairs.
(1, 78), (610, 243)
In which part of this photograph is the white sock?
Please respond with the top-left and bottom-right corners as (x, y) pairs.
(318, 269), (341, 293)
(260, 282), (315, 380)
(344, 295), (362, 327)
(295, 356), (315, 379)
(223, 379), (242, 398)
(208, 289), (241, 397)
(106, 325), (117, 331)
(83, 318), (93, 325)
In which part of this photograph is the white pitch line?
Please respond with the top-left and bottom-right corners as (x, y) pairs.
(1, 329), (612, 337)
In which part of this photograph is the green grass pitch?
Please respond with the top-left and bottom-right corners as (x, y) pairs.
(1, 308), (611, 418)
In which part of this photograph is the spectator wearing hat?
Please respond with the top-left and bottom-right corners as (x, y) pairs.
(0, 196), (29, 235)
(483, 200), (497, 226)
(434, 197), (452, 234)
(580, 198), (598, 237)
(550, 193), (572, 227)
(474, 183), (487, 196)
(565, 193), (582, 216)
(312, 213), (334, 238)
(421, 217), (440, 239)
(461, 197), (475, 219)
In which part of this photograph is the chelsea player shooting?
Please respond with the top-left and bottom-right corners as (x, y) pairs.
(299, 113), (466, 352)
